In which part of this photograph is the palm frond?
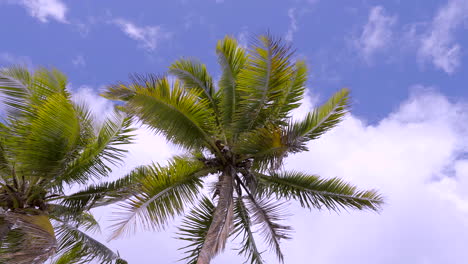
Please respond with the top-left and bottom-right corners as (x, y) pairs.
(0, 66), (31, 117)
(54, 219), (124, 264)
(245, 196), (291, 263)
(168, 59), (215, 104)
(272, 60), (307, 120)
(12, 93), (82, 178)
(59, 111), (135, 185)
(232, 196), (264, 264)
(104, 76), (217, 150)
(216, 36), (248, 139)
(234, 34), (295, 134)
(176, 196), (214, 264)
(57, 164), (148, 213)
(0, 212), (56, 264)
(286, 88), (350, 150)
(257, 171), (383, 211)
(109, 156), (212, 240)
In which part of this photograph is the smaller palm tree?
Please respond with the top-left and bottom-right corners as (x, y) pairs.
(0, 66), (132, 264)
(102, 34), (384, 264)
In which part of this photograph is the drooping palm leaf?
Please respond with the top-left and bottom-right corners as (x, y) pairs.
(58, 165), (147, 213)
(109, 156), (214, 240)
(232, 196), (264, 264)
(177, 196), (215, 264)
(244, 196), (291, 263)
(54, 219), (125, 264)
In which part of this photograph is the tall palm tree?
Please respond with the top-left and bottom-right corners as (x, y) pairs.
(0, 66), (132, 264)
(103, 34), (384, 264)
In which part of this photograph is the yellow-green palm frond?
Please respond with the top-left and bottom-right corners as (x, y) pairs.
(58, 111), (135, 186)
(286, 88), (350, 151)
(169, 58), (215, 104)
(234, 34), (295, 134)
(216, 36), (248, 139)
(104, 76), (218, 150)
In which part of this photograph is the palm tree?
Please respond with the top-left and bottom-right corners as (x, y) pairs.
(103, 34), (384, 264)
(0, 66), (132, 264)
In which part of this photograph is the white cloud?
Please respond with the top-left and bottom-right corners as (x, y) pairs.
(112, 19), (172, 52)
(285, 8), (298, 42)
(418, 0), (468, 74)
(72, 55), (86, 67)
(70, 87), (468, 263)
(237, 29), (249, 48)
(355, 6), (397, 62)
(12, 0), (68, 23)
(0, 52), (32, 66)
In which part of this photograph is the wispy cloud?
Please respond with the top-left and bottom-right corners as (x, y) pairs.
(10, 0), (68, 23)
(72, 55), (86, 67)
(0, 52), (32, 66)
(112, 19), (172, 52)
(285, 8), (298, 42)
(418, 0), (468, 74)
(355, 6), (397, 63)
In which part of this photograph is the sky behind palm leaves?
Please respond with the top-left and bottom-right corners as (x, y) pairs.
(2, 0), (468, 263)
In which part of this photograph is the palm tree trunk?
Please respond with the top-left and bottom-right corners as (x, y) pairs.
(197, 165), (235, 264)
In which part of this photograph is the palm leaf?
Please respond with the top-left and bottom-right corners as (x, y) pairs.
(59, 111), (135, 185)
(0, 67), (31, 117)
(244, 196), (291, 263)
(286, 88), (350, 151)
(12, 93), (82, 178)
(168, 59), (215, 104)
(58, 164), (148, 213)
(109, 156), (213, 240)
(54, 219), (125, 264)
(232, 196), (264, 264)
(103, 76), (217, 150)
(176, 196), (215, 264)
(234, 34), (295, 134)
(257, 171), (383, 211)
(272, 60), (308, 120)
(216, 36), (248, 139)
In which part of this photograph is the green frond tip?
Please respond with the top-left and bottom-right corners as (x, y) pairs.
(289, 88), (350, 144)
(176, 196), (215, 264)
(168, 58), (215, 100)
(245, 196), (291, 263)
(232, 197), (264, 264)
(257, 171), (384, 212)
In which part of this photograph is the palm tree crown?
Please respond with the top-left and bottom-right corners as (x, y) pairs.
(103, 34), (384, 264)
(0, 66), (132, 264)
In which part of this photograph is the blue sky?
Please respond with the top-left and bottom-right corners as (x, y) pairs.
(2, 0), (468, 263)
